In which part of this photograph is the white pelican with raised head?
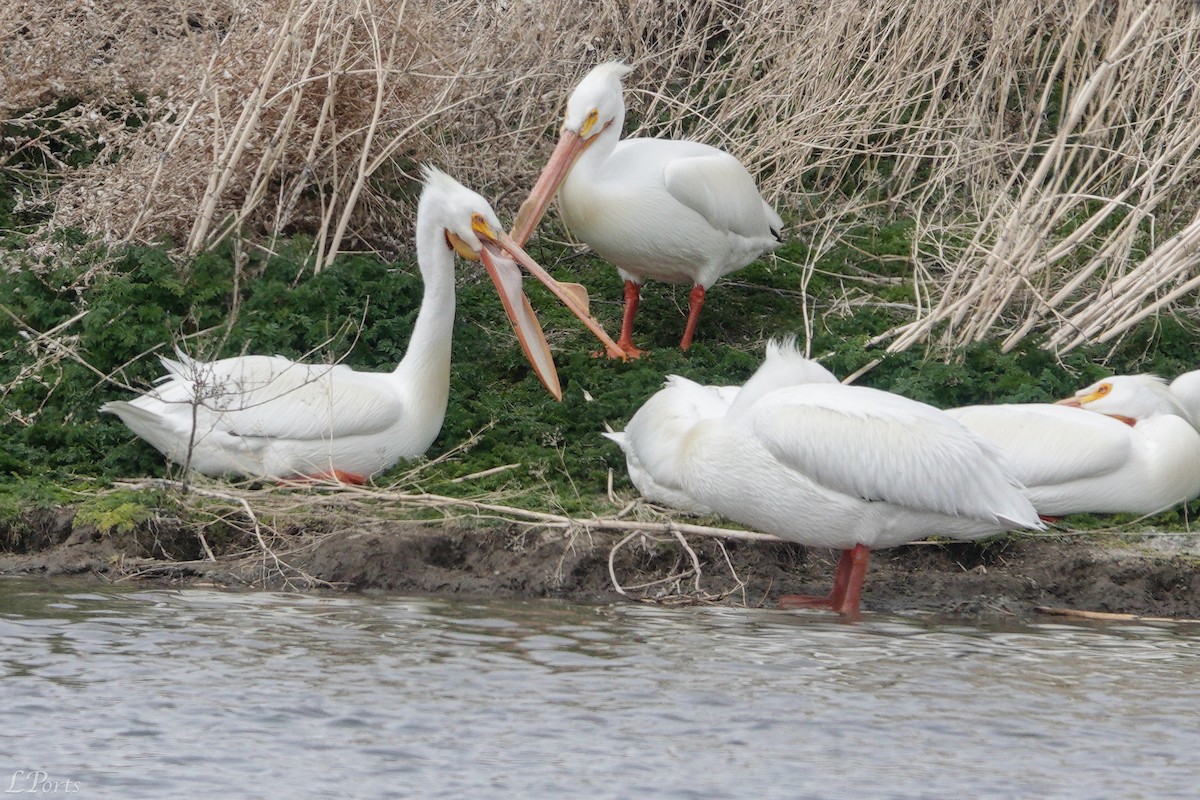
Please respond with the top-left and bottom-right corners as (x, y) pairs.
(103, 167), (622, 484)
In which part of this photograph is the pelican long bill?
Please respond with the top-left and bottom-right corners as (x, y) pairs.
(495, 232), (624, 360)
(480, 235), (625, 401)
(510, 129), (589, 247)
(480, 245), (561, 400)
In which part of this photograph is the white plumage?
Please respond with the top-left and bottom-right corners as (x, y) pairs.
(603, 378), (739, 514)
(102, 351), (438, 482)
(678, 380), (1042, 550)
(512, 61), (783, 356)
(603, 339), (836, 513)
(611, 353), (1200, 522)
(948, 375), (1200, 516)
(102, 168), (619, 483)
(1168, 369), (1200, 424)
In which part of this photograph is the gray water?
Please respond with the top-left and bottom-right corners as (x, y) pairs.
(1, 577), (1198, 799)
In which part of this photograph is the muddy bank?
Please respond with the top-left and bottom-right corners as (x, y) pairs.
(9, 506), (1200, 618)
(3, 506), (1199, 620)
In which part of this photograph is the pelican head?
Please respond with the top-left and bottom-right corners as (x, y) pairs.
(421, 165), (506, 259)
(420, 166), (623, 398)
(563, 61), (632, 140)
(1057, 374), (1190, 425)
(511, 62), (633, 245)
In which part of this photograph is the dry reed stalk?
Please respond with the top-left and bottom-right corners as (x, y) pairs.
(605, 528), (740, 605)
(879, 1), (1200, 354)
(116, 477), (785, 544)
(1036, 606), (1200, 624)
(7, 1), (1200, 354)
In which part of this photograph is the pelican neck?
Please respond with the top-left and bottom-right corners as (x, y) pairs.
(570, 103), (624, 183)
(393, 213), (457, 384)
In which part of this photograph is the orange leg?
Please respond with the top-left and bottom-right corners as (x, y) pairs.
(679, 285), (707, 351)
(612, 280), (646, 359)
(779, 548), (855, 608)
(779, 544), (872, 620)
(829, 544), (871, 620)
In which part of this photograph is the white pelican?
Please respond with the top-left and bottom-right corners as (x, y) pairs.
(511, 61), (784, 357)
(603, 379), (739, 514)
(603, 339), (837, 513)
(948, 375), (1200, 516)
(1169, 370), (1200, 425)
(102, 167), (622, 484)
(612, 340), (1042, 618)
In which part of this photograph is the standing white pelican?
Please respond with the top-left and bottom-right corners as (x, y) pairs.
(511, 61), (784, 357)
(612, 340), (1042, 618)
(102, 167), (622, 484)
(948, 375), (1200, 516)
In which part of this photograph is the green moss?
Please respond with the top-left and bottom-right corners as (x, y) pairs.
(1047, 498), (1200, 534)
(75, 499), (152, 535)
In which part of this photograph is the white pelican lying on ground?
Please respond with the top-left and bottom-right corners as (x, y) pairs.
(102, 167), (622, 484)
(1168, 370), (1200, 425)
(511, 61), (784, 357)
(948, 375), (1200, 516)
(610, 340), (1042, 618)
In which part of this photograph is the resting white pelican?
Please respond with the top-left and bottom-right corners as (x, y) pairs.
(102, 167), (622, 484)
(948, 375), (1200, 516)
(1169, 370), (1200, 425)
(603, 339), (836, 513)
(603, 379), (738, 514)
(511, 61), (784, 357)
(613, 340), (1042, 618)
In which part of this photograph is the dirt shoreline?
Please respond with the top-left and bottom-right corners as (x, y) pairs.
(3, 507), (1199, 621)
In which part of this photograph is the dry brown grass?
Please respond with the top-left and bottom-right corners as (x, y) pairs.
(5, 0), (1200, 354)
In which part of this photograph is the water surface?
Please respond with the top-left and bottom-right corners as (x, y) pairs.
(2, 577), (1197, 798)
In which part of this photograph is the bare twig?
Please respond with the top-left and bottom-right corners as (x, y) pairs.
(1036, 606), (1200, 624)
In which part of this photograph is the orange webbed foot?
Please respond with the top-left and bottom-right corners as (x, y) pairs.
(278, 470), (367, 487)
(592, 341), (644, 360)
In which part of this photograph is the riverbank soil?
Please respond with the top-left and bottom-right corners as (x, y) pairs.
(3, 505), (1198, 621)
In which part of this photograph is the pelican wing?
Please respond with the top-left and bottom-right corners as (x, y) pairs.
(946, 403), (1132, 486)
(663, 151), (775, 239)
(748, 384), (1033, 523)
(161, 354), (404, 441)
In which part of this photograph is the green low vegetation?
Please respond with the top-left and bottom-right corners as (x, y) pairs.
(5, 0), (1200, 587)
(3, 218), (1199, 533)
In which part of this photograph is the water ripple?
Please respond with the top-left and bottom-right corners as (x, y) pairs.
(2, 576), (1198, 799)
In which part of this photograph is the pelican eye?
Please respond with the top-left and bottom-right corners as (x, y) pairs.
(470, 213), (498, 242)
(1079, 382), (1112, 405)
